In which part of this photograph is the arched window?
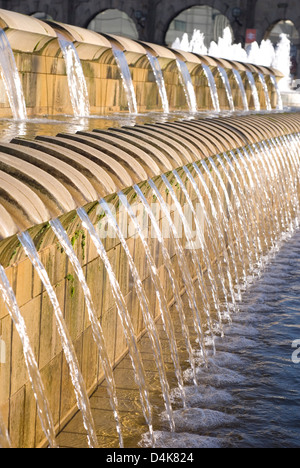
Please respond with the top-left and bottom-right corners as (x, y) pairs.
(165, 6), (232, 48)
(265, 20), (300, 78)
(87, 9), (138, 40)
(31, 12), (53, 21)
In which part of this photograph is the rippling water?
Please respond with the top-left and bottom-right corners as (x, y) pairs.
(141, 229), (300, 449)
(0, 110), (277, 143)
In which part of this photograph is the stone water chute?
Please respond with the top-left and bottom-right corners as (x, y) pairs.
(0, 112), (299, 447)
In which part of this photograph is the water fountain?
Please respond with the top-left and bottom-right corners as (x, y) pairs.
(0, 8), (299, 450)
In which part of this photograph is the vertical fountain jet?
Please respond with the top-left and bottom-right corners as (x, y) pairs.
(0, 29), (27, 120)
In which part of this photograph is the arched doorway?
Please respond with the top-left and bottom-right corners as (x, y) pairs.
(265, 20), (300, 79)
(87, 9), (138, 40)
(165, 5), (232, 48)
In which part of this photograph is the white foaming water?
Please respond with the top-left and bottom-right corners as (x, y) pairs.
(173, 27), (291, 91)
(141, 431), (224, 448)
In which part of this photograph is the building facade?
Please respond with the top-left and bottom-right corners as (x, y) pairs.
(1, 0), (299, 75)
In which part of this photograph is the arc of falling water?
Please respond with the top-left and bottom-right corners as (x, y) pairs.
(246, 71), (260, 111)
(241, 146), (277, 249)
(229, 150), (263, 260)
(49, 218), (124, 448)
(279, 135), (300, 223)
(232, 69), (249, 111)
(57, 33), (90, 118)
(112, 46), (138, 114)
(132, 185), (198, 386)
(253, 142), (283, 233)
(0, 265), (57, 448)
(218, 66), (235, 112)
(76, 207), (154, 445)
(187, 163), (238, 307)
(148, 179), (207, 364)
(117, 191), (186, 407)
(270, 75), (283, 110)
(171, 169), (226, 326)
(206, 158), (248, 286)
(147, 53), (169, 113)
(17, 231), (99, 449)
(160, 175), (218, 343)
(200, 158), (246, 287)
(262, 140), (292, 230)
(235, 148), (269, 253)
(0, 29), (27, 120)
(221, 152), (259, 269)
(176, 60), (197, 113)
(180, 166), (235, 315)
(97, 198), (176, 432)
(258, 73), (272, 111)
(202, 64), (220, 112)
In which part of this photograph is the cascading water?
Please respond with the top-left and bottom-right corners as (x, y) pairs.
(112, 46), (138, 114)
(97, 197), (175, 432)
(270, 75), (284, 110)
(0, 29), (27, 120)
(76, 207), (154, 445)
(0, 265), (57, 448)
(117, 191), (187, 407)
(246, 71), (261, 111)
(49, 218), (124, 448)
(57, 33), (90, 117)
(176, 60), (197, 113)
(217, 66), (234, 112)
(147, 179), (207, 361)
(133, 185), (198, 386)
(146, 53), (169, 113)
(17, 231), (99, 449)
(232, 69), (249, 111)
(258, 73), (272, 111)
(201, 64), (220, 112)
